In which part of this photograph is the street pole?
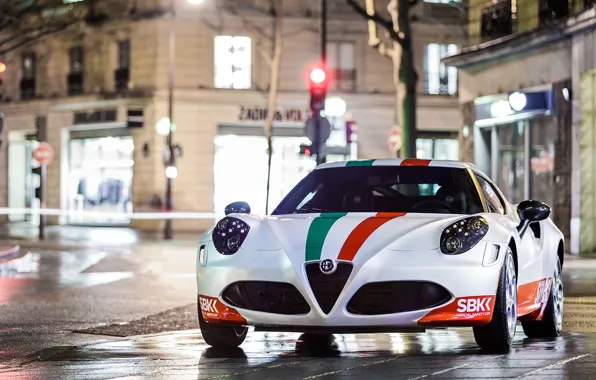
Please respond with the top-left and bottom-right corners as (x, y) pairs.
(164, 9), (175, 240)
(39, 163), (46, 240)
(315, 0), (327, 166)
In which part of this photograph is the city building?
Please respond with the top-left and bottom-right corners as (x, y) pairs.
(0, 0), (466, 233)
(443, 0), (596, 254)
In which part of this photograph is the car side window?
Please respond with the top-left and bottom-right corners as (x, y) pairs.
(475, 175), (506, 214)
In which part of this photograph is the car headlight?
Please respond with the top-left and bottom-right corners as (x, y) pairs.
(212, 217), (250, 255)
(440, 216), (488, 255)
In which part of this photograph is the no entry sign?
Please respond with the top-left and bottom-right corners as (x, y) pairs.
(32, 142), (54, 166)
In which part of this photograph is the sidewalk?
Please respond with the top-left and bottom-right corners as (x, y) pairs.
(0, 224), (203, 250)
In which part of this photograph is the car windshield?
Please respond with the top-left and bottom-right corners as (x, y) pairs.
(272, 166), (485, 215)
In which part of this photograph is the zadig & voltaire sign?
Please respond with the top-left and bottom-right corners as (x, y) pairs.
(238, 106), (309, 122)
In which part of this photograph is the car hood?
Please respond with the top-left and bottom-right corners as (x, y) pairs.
(233, 212), (472, 265)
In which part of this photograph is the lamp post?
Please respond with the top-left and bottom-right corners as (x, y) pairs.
(163, 0), (205, 240)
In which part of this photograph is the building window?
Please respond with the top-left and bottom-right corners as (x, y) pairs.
(423, 43), (458, 95)
(416, 136), (459, 160)
(539, 0), (571, 25)
(480, 0), (512, 42)
(67, 46), (83, 95)
(586, 0), (596, 9)
(20, 52), (36, 99)
(115, 39), (130, 91)
(326, 41), (356, 92)
(423, 0), (461, 2)
(117, 40), (130, 69)
(214, 36), (251, 89)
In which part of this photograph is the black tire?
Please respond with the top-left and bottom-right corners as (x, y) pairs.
(197, 300), (248, 348)
(521, 256), (563, 338)
(473, 247), (517, 352)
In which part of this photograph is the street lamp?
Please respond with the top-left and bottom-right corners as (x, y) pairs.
(164, 0), (206, 240)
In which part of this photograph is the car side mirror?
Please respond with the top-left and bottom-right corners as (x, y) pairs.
(516, 200), (550, 237)
(517, 200), (550, 222)
(225, 201), (250, 215)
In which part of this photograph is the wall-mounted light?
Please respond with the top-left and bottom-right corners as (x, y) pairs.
(142, 142), (150, 157)
(508, 92), (527, 111)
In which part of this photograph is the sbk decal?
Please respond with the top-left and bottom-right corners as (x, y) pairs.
(418, 295), (496, 326)
(199, 295), (247, 324)
(200, 297), (219, 313)
(456, 297), (492, 313)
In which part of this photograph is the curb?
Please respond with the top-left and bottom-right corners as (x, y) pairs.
(565, 297), (596, 304)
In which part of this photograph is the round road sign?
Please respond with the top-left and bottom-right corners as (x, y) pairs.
(388, 127), (402, 153)
(32, 142), (54, 166)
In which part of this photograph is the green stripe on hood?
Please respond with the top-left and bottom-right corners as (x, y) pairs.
(305, 212), (347, 261)
(346, 159), (375, 166)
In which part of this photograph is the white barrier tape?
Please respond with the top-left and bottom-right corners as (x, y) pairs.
(0, 208), (217, 219)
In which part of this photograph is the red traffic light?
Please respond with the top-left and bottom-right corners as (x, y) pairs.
(309, 68), (326, 84)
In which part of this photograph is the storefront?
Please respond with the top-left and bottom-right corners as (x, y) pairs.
(472, 88), (556, 208)
(213, 102), (356, 219)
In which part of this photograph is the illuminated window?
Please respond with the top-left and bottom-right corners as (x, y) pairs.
(214, 36), (252, 89)
(423, 43), (458, 95)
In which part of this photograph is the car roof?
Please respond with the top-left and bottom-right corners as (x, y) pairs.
(316, 158), (478, 170)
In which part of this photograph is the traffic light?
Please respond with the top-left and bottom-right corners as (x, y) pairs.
(0, 61), (5, 86)
(308, 66), (328, 112)
(299, 143), (312, 156)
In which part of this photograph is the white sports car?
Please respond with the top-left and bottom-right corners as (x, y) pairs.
(196, 158), (565, 352)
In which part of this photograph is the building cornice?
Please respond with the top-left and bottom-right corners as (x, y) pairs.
(442, 8), (596, 70)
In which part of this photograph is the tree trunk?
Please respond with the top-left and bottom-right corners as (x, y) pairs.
(389, 0), (417, 158)
(264, 0), (283, 214)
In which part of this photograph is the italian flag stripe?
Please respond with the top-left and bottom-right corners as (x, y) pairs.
(346, 159), (376, 166)
(337, 212), (407, 261)
(305, 212), (348, 262)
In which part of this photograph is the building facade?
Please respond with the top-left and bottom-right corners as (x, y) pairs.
(444, 0), (596, 254)
(0, 0), (466, 232)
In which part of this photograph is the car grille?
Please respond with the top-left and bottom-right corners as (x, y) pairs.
(305, 262), (353, 314)
(222, 281), (310, 315)
(347, 281), (452, 315)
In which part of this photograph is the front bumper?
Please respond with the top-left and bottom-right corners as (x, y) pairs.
(197, 241), (505, 331)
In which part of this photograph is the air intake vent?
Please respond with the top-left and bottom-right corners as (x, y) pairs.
(305, 262), (353, 314)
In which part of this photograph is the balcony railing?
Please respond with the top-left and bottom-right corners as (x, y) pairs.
(480, 0), (513, 43)
(67, 72), (83, 96)
(329, 69), (356, 93)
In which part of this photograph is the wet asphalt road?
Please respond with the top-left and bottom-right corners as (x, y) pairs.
(2, 239), (596, 379)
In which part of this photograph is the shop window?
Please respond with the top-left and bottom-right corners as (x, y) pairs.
(20, 52), (36, 99)
(416, 138), (459, 160)
(214, 36), (252, 90)
(496, 122), (525, 205)
(529, 117), (556, 213)
(480, 0), (512, 42)
(326, 42), (356, 92)
(67, 46), (83, 95)
(423, 43), (458, 95)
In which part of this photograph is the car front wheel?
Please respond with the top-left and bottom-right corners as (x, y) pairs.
(197, 298), (248, 348)
(473, 247), (517, 352)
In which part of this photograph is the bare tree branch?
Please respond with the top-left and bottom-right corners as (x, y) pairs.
(346, 0), (404, 46)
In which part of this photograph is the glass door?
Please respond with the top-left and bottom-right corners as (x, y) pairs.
(67, 136), (134, 225)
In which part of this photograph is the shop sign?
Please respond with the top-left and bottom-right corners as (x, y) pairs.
(475, 90), (552, 122)
(238, 106), (309, 123)
(74, 109), (117, 124)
